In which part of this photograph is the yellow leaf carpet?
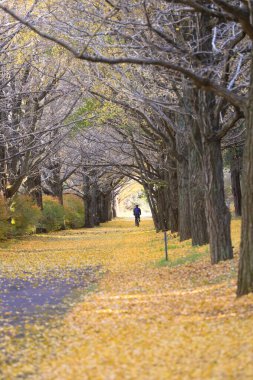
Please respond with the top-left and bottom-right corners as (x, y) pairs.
(0, 219), (253, 379)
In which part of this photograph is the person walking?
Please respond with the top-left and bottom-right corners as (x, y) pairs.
(133, 204), (141, 226)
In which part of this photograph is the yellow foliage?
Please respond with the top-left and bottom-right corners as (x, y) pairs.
(0, 218), (252, 379)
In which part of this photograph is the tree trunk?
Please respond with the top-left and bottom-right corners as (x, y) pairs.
(99, 193), (106, 223)
(230, 151), (242, 217)
(237, 51), (253, 296)
(5, 177), (25, 199)
(157, 185), (169, 231)
(144, 184), (160, 232)
(107, 192), (113, 221)
(162, 151), (179, 233)
(0, 146), (7, 198)
(26, 173), (43, 210)
(100, 192), (113, 223)
(191, 13), (232, 262)
(42, 161), (63, 205)
(202, 137), (233, 263)
(188, 121), (209, 246)
(176, 132), (191, 241)
(104, 191), (112, 222)
(84, 194), (94, 227)
(91, 182), (99, 226)
(167, 165), (179, 233)
(96, 192), (102, 223)
(189, 87), (233, 264)
(84, 175), (95, 228)
(57, 185), (64, 206)
(0, 69), (8, 198)
(112, 192), (118, 218)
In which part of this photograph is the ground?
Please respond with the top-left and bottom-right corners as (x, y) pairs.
(0, 218), (253, 380)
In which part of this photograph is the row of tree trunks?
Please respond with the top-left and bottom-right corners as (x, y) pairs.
(183, 84), (233, 263)
(22, 169), (115, 229)
(134, 142), (179, 233)
(83, 174), (114, 228)
(176, 104), (233, 263)
(141, 152), (179, 233)
(139, 132), (209, 247)
(2, 160), (116, 229)
(176, 11), (233, 264)
(97, 191), (113, 223)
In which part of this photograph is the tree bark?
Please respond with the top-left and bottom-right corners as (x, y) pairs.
(107, 192), (113, 221)
(112, 192), (118, 218)
(237, 51), (253, 296)
(192, 13), (232, 261)
(188, 121), (209, 246)
(91, 182), (99, 226)
(99, 191), (113, 223)
(42, 161), (63, 205)
(203, 138), (233, 263)
(176, 131), (191, 241)
(144, 183), (160, 232)
(26, 173), (43, 210)
(168, 166), (179, 233)
(5, 176), (25, 199)
(97, 192), (102, 223)
(154, 152), (179, 233)
(157, 184), (170, 231)
(107, 193), (113, 221)
(199, 92), (233, 263)
(84, 175), (95, 228)
(230, 150), (242, 217)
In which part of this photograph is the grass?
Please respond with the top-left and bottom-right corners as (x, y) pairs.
(157, 249), (208, 267)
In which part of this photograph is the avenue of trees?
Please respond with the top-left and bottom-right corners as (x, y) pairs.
(0, 0), (252, 296)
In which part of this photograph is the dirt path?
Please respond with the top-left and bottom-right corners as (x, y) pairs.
(1, 219), (253, 379)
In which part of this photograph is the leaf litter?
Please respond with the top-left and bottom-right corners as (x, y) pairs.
(0, 218), (252, 380)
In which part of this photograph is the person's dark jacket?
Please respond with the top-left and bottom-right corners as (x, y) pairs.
(133, 207), (141, 217)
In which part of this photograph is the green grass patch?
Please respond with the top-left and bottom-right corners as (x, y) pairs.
(156, 250), (208, 268)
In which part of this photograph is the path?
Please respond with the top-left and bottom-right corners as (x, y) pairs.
(0, 219), (253, 379)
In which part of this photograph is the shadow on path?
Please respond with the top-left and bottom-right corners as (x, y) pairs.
(0, 267), (100, 332)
